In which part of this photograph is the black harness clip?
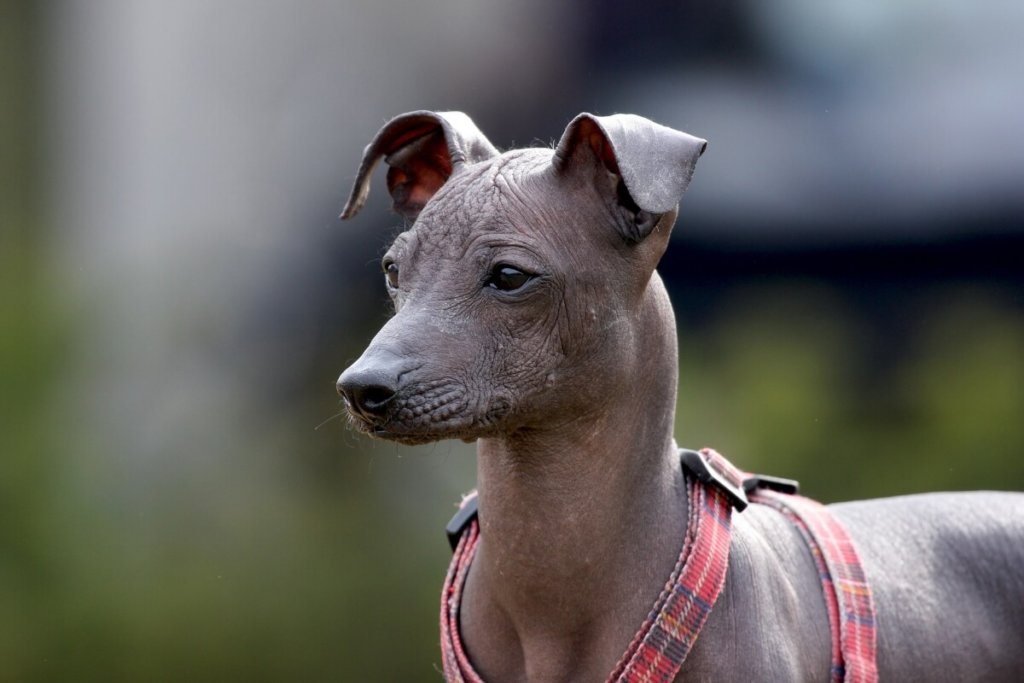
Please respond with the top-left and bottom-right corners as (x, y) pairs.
(743, 474), (800, 496)
(680, 448), (750, 512)
(445, 492), (479, 551)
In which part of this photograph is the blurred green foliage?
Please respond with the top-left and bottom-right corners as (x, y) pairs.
(677, 282), (1024, 501)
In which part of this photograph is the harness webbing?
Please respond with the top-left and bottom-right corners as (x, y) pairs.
(603, 458), (733, 682)
(440, 514), (484, 683)
(439, 449), (878, 682)
(749, 488), (879, 683)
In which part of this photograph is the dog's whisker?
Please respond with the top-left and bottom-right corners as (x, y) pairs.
(314, 411), (346, 430)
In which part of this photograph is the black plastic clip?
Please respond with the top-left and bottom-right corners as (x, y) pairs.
(445, 492), (479, 552)
(743, 474), (800, 496)
(680, 449), (749, 511)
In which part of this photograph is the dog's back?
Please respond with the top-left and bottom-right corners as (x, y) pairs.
(834, 491), (1024, 681)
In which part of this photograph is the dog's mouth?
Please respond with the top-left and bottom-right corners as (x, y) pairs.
(367, 424), (470, 446)
(346, 389), (512, 445)
(348, 414), (476, 446)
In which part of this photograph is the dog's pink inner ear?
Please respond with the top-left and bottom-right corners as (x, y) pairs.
(585, 128), (621, 177)
(386, 162), (449, 219)
(341, 111), (499, 222)
(384, 132), (455, 219)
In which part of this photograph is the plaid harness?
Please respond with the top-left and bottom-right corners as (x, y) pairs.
(441, 448), (878, 682)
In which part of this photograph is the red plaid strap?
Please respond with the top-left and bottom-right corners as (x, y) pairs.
(749, 488), (878, 683)
(606, 448), (734, 682)
(439, 449), (877, 683)
(440, 497), (484, 683)
(440, 449), (737, 683)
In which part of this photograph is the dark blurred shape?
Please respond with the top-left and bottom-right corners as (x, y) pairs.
(581, 0), (759, 67)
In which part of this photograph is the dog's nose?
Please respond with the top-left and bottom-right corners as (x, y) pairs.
(337, 365), (399, 423)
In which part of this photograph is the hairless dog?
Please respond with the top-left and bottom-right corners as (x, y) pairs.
(337, 111), (1024, 682)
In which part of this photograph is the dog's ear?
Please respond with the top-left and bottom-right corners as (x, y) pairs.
(553, 113), (707, 242)
(341, 111), (499, 221)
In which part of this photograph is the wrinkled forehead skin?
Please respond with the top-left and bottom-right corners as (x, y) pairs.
(400, 150), (554, 262)
(390, 146), (645, 303)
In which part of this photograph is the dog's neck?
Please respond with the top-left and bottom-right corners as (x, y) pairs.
(461, 274), (689, 682)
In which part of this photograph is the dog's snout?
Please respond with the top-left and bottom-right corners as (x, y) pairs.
(337, 365), (399, 423)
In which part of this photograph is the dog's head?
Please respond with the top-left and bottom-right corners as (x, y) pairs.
(337, 111), (705, 444)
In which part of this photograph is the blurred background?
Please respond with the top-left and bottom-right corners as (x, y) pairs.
(2, 0), (1022, 679)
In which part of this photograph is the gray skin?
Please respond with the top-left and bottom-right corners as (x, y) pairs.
(337, 111), (1024, 682)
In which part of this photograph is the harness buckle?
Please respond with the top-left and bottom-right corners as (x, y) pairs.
(446, 492), (479, 551)
(680, 449), (749, 511)
(743, 474), (800, 496)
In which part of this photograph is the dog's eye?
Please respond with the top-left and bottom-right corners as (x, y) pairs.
(382, 260), (399, 289)
(487, 265), (532, 292)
